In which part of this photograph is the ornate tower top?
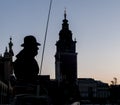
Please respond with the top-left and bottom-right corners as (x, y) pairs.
(62, 9), (69, 30)
(9, 37), (14, 57)
(59, 10), (72, 43)
(64, 8), (67, 19)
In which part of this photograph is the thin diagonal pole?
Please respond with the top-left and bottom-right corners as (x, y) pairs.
(39, 0), (53, 74)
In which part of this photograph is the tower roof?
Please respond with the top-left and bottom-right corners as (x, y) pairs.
(62, 9), (69, 30)
(59, 10), (72, 42)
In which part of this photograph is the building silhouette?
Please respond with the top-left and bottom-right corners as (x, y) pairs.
(0, 37), (14, 104)
(78, 78), (110, 104)
(55, 10), (77, 84)
(1, 12), (120, 105)
(52, 11), (80, 105)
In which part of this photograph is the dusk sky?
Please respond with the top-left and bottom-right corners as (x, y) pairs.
(1, 0), (120, 84)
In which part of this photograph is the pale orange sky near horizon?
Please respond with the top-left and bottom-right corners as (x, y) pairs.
(1, 0), (120, 84)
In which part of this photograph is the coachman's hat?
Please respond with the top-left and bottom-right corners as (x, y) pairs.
(21, 35), (41, 47)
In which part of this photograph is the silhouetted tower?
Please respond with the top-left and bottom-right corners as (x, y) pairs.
(8, 37), (14, 75)
(55, 11), (77, 84)
(4, 47), (10, 82)
(9, 37), (14, 57)
(4, 37), (14, 82)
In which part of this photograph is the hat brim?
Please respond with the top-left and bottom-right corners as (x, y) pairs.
(21, 42), (41, 47)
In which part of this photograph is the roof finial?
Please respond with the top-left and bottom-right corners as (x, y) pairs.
(9, 36), (14, 56)
(64, 7), (67, 19)
(10, 36), (12, 42)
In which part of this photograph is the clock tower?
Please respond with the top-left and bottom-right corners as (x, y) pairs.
(55, 11), (77, 84)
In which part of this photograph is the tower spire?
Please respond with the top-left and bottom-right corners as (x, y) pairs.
(59, 10), (73, 42)
(9, 36), (14, 57)
(64, 8), (67, 19)
(62, 9), (69, 30)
